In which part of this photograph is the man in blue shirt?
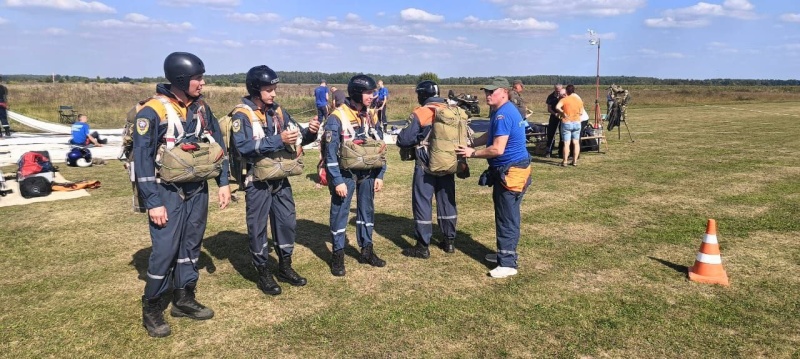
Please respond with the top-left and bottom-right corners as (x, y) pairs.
(314, 80), (329, 122)
(375, 80), (389, 131)
(70, 114), (106, 146)
(456, 77), (531, 279)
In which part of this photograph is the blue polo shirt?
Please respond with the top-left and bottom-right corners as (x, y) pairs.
(71, 121), (90, 144)
(377, 87), (388, 101)
(487, 102), (528, 167)
(314, 86), (328, 107)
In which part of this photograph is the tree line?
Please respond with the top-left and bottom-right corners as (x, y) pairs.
(2, 73), (797, 86)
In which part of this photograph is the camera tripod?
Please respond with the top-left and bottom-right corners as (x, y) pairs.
(606, 103), (634, 142)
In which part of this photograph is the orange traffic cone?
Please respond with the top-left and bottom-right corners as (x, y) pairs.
(688, 219), (729, 286)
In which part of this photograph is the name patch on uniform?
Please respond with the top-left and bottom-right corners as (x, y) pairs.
(136, 118), (149, 136)
(232, 119), (242, 133)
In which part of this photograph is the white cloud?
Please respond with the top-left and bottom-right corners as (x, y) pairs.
(708, 41), (738, 53)
(221, 40), (243, 48)
(777, 43), (800, 51)
(638, 48), (687, 59)
(316, 42), (336, 50)
(158, 0), (239, 7)
(0, 17), (7, 25)
(408, 34), (441, 44)
(400, 8), (444, 22)
(284, 16), (407, 38)
(359, 45), (385, 52)
(345, 13), (360, 21)
(377, 12), (385, 17)
(227, 12), (279, 22)
(251, 38), (300, 46)
(83, 13), (193, 32)
(460, 16), (557, 31)
(780, 13), (800, 23)
(644, 17), (709, 28)
(5, 0), (115, 13)
(490, 0), (645, 17)
(646, 0), (758, 28)
(280, 27), (333, 38)
(43, 27), (68, 36)
(188, 37), (216, 45)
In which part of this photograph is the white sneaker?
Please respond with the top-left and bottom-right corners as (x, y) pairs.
(484, 253), (497, 263)
(489, 266), (518, 278)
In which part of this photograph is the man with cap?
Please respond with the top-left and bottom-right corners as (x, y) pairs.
(510, 79), (534, 136)
(456, 77), (531, 278)
(134, 52), (231, 338)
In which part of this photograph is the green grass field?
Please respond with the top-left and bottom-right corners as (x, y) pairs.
(1, 92), (799, 357)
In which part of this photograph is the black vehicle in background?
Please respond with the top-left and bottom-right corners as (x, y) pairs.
(447, 90), (481, 118)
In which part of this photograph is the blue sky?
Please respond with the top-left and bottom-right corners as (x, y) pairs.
(0, 0), (798, 79)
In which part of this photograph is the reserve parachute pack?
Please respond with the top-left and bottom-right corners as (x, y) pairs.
(154, 97), (224, 183)
(331, 106), (386, 170)
(222, 104), (304, 182)
(122, 96), (225, 184)
(419, 103), (471, 177)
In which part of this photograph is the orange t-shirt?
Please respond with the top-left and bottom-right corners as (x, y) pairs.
(557, 95), (583, 123)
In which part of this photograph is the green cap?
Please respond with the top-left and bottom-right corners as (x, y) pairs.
(481, 77), (510, 91)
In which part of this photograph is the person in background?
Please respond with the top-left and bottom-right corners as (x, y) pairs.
(455, 77), (531, 279)
(70, 114), (106, 146)
(544, 84), (563, 157)
(0, 76), (11, 137)
(375, 79), (389, 131)
(555, 84), (583, 167)
(331, 85), (347, 110)
(314, 79), (329, 122)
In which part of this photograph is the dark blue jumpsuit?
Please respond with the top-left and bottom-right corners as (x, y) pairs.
(323, 101), (386, 252)
(230, 98), (317, 266)
(133, 84), (230, 300)
(396, 97), (457, 246)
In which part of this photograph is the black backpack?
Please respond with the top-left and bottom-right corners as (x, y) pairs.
(580, 125), (600, 151)
(20, 176), (52, 199)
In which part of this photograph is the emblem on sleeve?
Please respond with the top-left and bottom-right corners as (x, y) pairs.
(496, 114), (505, 120)
(136, 118), (149, 136)
(232, 119), (242, 133)
(325, 130), (332, 143)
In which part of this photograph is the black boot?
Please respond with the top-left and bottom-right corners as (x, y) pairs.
(438, 238), (455, 254)
(402, 241), (430, 259)
(142, 296), (171, 338)
(277, 256), (307, 286)
(4, 128), (9, 137)
(170, 286), (214, 320)
(256, 264), (282, 296)
(358, 244), (386, 267)
(330, 249), (346, 277)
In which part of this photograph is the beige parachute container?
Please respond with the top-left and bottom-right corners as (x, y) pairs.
(423, 103), (470, 176)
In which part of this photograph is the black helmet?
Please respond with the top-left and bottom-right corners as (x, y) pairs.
(347, 74), (377, 105)
(415, 80), (439, 105)
(245, 65), (280, 97)
(163, 52), (205, 92)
